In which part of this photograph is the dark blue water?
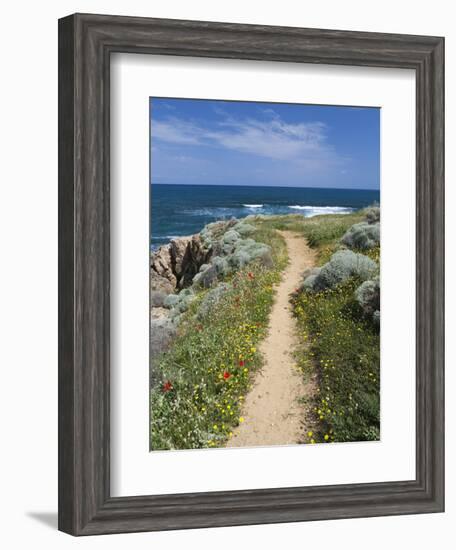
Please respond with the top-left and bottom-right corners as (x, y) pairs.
(150, 184), (379, 248)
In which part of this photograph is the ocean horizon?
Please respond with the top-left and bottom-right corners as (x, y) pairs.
(150, 183), (380, 248)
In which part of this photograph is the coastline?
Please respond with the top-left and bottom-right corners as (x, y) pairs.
(150, 183), (380, 249)
(150, 208), (380, 450)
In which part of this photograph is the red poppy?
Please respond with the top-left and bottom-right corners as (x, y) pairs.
(162, 380), (173, 392)
(223, 371), (231, 380)
(239, 360), (245, 367)
(247, 272), (254, 280)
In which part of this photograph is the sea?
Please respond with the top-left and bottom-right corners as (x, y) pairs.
(150, 184), (380, 249)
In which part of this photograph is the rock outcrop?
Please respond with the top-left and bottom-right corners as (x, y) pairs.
(150, 270), (175, 295)
(150, 234), (211, 293)
(171, 235), (211, 289)
(150, 246), (176, 289)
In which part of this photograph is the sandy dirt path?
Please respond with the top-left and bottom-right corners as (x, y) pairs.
(227, 231), (317, 448)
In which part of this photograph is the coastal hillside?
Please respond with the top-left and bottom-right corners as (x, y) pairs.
(150, 208), (380, 450)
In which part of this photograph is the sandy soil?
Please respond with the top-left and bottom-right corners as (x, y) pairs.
(227, 231), (317, 448)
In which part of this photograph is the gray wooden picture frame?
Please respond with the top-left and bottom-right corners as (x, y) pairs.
(58, 13), (445, 536)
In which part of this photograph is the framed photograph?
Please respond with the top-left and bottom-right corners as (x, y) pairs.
(58, 13), (444, 535)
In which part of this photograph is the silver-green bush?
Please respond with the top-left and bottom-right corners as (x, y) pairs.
(222, 229), (240, 245)
(234, 239), (272, 266)
(228, 249), (252, 269)
(163, 288), (195, 313)
(163, 294), (180, 309)
(301, 267), (322, 291)
(222, 243), (236, 255)
(364, 206), (380, 224)
(355, 277), (380, 316)
(211, 256), (232, 277)
(190, 217), (273, 285)
(341, 222), (380, 250)
(233, 222), (256, 236)
(197, 283), (231, 320)
(303, 250), (378, 292)
(192, 264), (218, 288)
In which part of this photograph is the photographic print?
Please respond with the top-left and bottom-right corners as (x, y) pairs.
(149, 98), (380, 451)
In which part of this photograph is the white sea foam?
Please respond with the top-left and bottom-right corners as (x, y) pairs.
(182, 207), (236, 217)
(288, 205), (354, 217)
(243, 204), (264, 208)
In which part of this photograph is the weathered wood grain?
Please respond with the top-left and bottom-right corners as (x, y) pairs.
(58, 13), (444, 536)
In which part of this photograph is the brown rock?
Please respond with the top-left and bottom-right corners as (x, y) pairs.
(172, 235), (212, 289)
(170, 236), (193, 279)
(150, 233), (212, 291)
(150, 307), (170, 320)
(150, 269), (174, 294)
(151, 244), (176, 286)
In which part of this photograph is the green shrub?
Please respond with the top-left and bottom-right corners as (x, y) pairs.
(196, 221), (273, 281)
(364, 206), (380, 224)
(192, 264), (218, 288)
(234, 237), (256, 250)
(222, 229), (241, 245)
(163, 288), (196, 313)
(228, 249), (252, 269)
(235, 240), (273, 266)
(211, 256), (232, 277)
(197, 283), (231, 320)
(303, 250), (378, 292)
(163, 294), (180, 308)
(341, 222), (380, 250)
(233, 222), (256, 236)
(355, 277), (380, 319)
(301, 268), (322, 291)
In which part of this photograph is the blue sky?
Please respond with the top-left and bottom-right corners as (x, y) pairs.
(150, 98), (380, 190)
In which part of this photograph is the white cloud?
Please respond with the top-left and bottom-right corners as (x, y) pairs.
(152, 119), (202, 145)
(206, 118), (329, 160)
(151, 111), (343, 165)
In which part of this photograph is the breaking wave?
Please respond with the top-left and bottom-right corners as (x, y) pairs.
(288, 205), (354, 217)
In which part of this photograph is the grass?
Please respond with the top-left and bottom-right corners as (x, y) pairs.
(150, 225), (287, 450)
(251, 211), (365, 265)
(293, 278), (380, 443)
